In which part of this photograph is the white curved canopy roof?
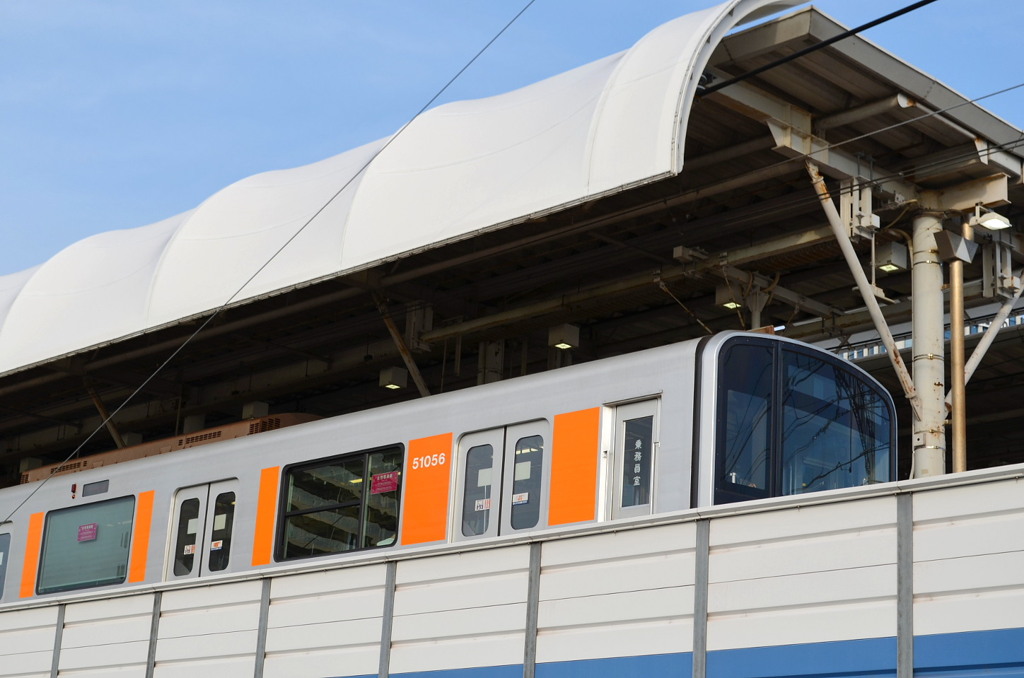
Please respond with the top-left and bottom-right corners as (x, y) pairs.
(0, 0), (798, 375)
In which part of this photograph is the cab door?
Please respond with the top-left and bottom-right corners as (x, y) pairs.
(166, 479), (238, 580)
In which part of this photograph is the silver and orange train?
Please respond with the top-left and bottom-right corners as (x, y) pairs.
(0, 332), (895, 604)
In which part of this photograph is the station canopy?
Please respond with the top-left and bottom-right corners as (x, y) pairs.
(2, 0), (1023, 482)
(0, 0), (800, 375)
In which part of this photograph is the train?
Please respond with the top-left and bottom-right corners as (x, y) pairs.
(0, 331), (901, 676)
(0, 332), (894, 602)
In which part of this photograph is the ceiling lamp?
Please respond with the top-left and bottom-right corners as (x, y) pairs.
(971, 204), (1012, 231)
(715, 285), (743, 310)
(548, 323), (580, 350)
(379, 366), (407, 390)
(876, 241), (909, 273)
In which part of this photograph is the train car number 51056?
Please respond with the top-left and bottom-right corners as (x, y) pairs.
(412, 453), (447, 470)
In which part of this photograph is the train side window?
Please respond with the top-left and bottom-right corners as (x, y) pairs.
(280, 445), (403, 560)
(716, 342), (773, 503)
(37, 496), (135, 594)
(172, 498), (201, 576)
(207, 492), (235, 572)
(461, 444), (494, 537)
(612, 399), (659, 518)
(0, 533), (9, 599)
(510, 435), (544, 530)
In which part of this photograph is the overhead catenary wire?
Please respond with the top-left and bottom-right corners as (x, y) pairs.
(700, 0), (943, 96)
(1, 0), (537, 526)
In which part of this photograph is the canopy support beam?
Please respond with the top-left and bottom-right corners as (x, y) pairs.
(805, 162), (922, 420)
(85, 383), (127, 450)
(373, 293), (431, 398)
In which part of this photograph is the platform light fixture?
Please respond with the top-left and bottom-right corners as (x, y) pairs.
(876, 241), (909, 273)
(548, 323), (580, 350)
(379, 366), (407, 390)
(715, 284), (743, 310)
(971, 204), (1012, 231)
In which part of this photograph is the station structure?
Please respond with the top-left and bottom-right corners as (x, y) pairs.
(2, 0), (1023, 486)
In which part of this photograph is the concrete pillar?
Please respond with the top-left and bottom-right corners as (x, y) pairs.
(911, 212), (946, 477)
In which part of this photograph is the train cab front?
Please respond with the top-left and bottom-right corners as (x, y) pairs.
(697, 333), (896, 507)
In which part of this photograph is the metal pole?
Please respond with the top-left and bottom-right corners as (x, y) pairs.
(949, 220), (970, 473)
(911, 212), (946, 477)
(947, 266), (1024, 397)
(805, 162), (921, 419)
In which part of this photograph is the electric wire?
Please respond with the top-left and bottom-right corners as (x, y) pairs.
(701, 0), (942, 96)
(6, 2), (1024, 523)
(1, 0), (537, 525)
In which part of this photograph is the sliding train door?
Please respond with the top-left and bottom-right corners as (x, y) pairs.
(454, 420), (550, 541)
(166, 479), (238, 579)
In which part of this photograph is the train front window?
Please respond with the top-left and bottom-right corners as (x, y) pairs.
(781, 351), (891, 494)
(716, 343), (773, 502)
(715, 338), (894, 505)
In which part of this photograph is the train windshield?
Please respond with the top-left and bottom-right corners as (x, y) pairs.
(715, 337), (894, 505)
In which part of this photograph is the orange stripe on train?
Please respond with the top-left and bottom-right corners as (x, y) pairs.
(128, 490), (155, 583)
(549, 408), (602, 526)
(252, 466), (281, 566)
(401, 432), (454, 545)
(19, 512), (44, 598)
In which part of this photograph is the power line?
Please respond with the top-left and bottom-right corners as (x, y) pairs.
(701, 0), (943, 96)
(1, 0), (537, 525)
(5, 0), (1022, 522)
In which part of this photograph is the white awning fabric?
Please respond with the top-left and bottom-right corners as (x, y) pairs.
(0, 0), (798, 375)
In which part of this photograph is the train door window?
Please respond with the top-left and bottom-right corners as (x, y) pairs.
(0, 533), (9, 599)
(37, 496), (135, 594)
(208, 491), (236, 571)
(500, 421), (550, 534)
(716, 342), (773, 503)
(454, 430), (503, 541)
(510, 435), (544, 529)
(171, 497), (201, 576)
(612, 399), (659, 519)
(279, 445), (403, 560)
(166, 479), (238, 580)
(455, 421), (550, 541)
(461, 444), (495, 537)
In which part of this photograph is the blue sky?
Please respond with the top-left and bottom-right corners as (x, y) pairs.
(2, 0), (1022, 276)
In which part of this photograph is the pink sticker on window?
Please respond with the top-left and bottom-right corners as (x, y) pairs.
(77, 523), (98, 542)
(371, 471), (399, 494)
